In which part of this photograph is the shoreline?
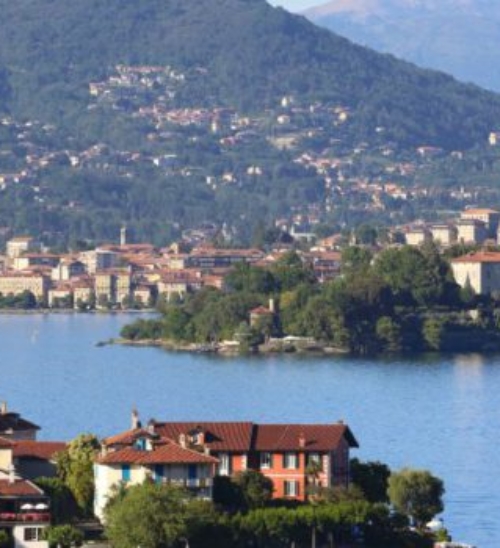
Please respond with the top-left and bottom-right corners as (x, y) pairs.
(112, 337), (354, 356)
(0, 308), (157, 315)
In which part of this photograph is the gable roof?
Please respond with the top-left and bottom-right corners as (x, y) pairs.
(0, 437), (15, 449)
(0, 413), (40, 434)
(104, 428), (159, 446)
(97, 442), (218, 466)
(152, 422), (254, 453)
(253, 423), (359, 452)
(12, 441), (66, 461)
(0, 477), (45, 498)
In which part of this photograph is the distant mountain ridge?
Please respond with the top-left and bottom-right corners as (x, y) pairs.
(304, 0), (500, 91)
(0, 0), (500, 148)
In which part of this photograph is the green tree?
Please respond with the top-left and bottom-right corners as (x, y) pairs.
(355, 223), (377, 245)
(422, 317), (446, 351)
(56, 434), (100, 516)
(43, 525), (83, 548)
(351, 459), (391, 503)
(376, 316), (403, 353)
(271, 251), (315, 291)
(234, 470), (274, 510)
(35, 477), (78, 524)
(104, 482), (205, 548)
(341, 246), (372, 276)
(387, 468), (444, 526)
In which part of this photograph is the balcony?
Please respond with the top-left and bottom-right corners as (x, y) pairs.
(161, 478), (212, 488)
(0, 512), (51, 524)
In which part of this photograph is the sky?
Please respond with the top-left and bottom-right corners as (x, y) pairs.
(269, 0), (322, 12)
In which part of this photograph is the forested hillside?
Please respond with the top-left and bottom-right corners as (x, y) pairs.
(0, 0), (500, 148)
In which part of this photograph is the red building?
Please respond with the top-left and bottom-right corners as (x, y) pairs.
(105, 417), (358, 502)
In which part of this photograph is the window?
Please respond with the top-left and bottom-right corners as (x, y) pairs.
(24, 527), (44, 542)
(154, 464), (164, 483)
(135, 438), (147, 450)
(260, 452), (273, 469)
(121, 464), (131, 482)
(284, 480), (299, 497)
(283, 452), (299, 469)
(307, 453), (321, 466)
(218, 453), (231, 475)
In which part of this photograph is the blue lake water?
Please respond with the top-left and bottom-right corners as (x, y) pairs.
(0, 312), (499, 547)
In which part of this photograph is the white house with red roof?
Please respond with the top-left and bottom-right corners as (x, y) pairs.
(0, 464), (50, 548)
(94, 426), (218, 520)
(451, 251), (500, 295)
(95, 414), (358, 520)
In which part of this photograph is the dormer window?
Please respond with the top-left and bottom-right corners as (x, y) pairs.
(135, 438), (147, 451)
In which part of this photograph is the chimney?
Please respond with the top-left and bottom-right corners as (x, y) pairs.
(120, 225), (127, 246)
(147, 419), (155, 435)
(179, 433), (187, 448)
(8, 463), (15, 484)
(0, 402), (7, 415)
(131, 407), (141, 430)
(299, 432), (306, 448)
(269, 298), (275, 314)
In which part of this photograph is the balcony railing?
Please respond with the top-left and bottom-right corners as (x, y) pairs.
(0, 512), (51, 523)
(161, 478), (212, 488)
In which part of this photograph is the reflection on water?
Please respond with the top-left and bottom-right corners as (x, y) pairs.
(0, 314), (499, 547)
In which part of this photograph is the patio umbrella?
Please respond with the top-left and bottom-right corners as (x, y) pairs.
(34, 503), (48, 510)
(20, 503), (34, 510)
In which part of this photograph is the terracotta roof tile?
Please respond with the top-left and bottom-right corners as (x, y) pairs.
(97, 443), (218, 465)
(0, 479), (44, 497)
(154, 422), (253, 452)
(253, 424), (359, 452)
(104, 428), (158, 446)
(451, 252), (500, 264)
(12, 441), (66, 460)
(0, 437), (15, 448)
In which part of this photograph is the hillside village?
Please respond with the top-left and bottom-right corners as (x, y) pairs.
(3, 64), (500, 250)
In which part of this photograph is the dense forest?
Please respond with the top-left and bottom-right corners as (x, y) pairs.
(0, 0), (500, 149)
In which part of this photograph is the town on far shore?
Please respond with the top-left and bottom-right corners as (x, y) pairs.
(1, 206), (500, 313)
(0, 402), (462, 548)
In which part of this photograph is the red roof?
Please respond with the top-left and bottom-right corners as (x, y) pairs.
(97, 443), (218, 465)
(104, 428), (159, 446)
(451, 252), (500, 264)
(250, 306), (272, 316)
(153, 422), (254, 453)
(12, 441), (66, 461)
(0, 437), (15, 449)
(253, 424), (358, 452)
(0, 479), (44, 497)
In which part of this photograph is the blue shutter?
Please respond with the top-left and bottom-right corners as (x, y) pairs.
(122, 464), (131, 482)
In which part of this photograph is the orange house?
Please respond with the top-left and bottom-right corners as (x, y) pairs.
(105, 417), (358, 502)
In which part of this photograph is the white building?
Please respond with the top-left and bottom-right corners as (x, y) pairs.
(94, 426), (218, 521)
(451, 252), (500, 295)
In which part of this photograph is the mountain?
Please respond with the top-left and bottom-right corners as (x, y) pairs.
(304, 0), (500, 92)
(0, 0), (500, 148)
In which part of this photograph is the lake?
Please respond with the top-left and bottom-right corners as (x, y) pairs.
(1, 312), (499, 547)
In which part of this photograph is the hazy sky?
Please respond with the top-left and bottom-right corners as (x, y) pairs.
(269, 0), (322, 12)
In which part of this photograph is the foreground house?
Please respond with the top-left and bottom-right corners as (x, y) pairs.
(95, 415), (358, 519)
(94, 427), (218, 520)
(0, 440), (50, 548)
